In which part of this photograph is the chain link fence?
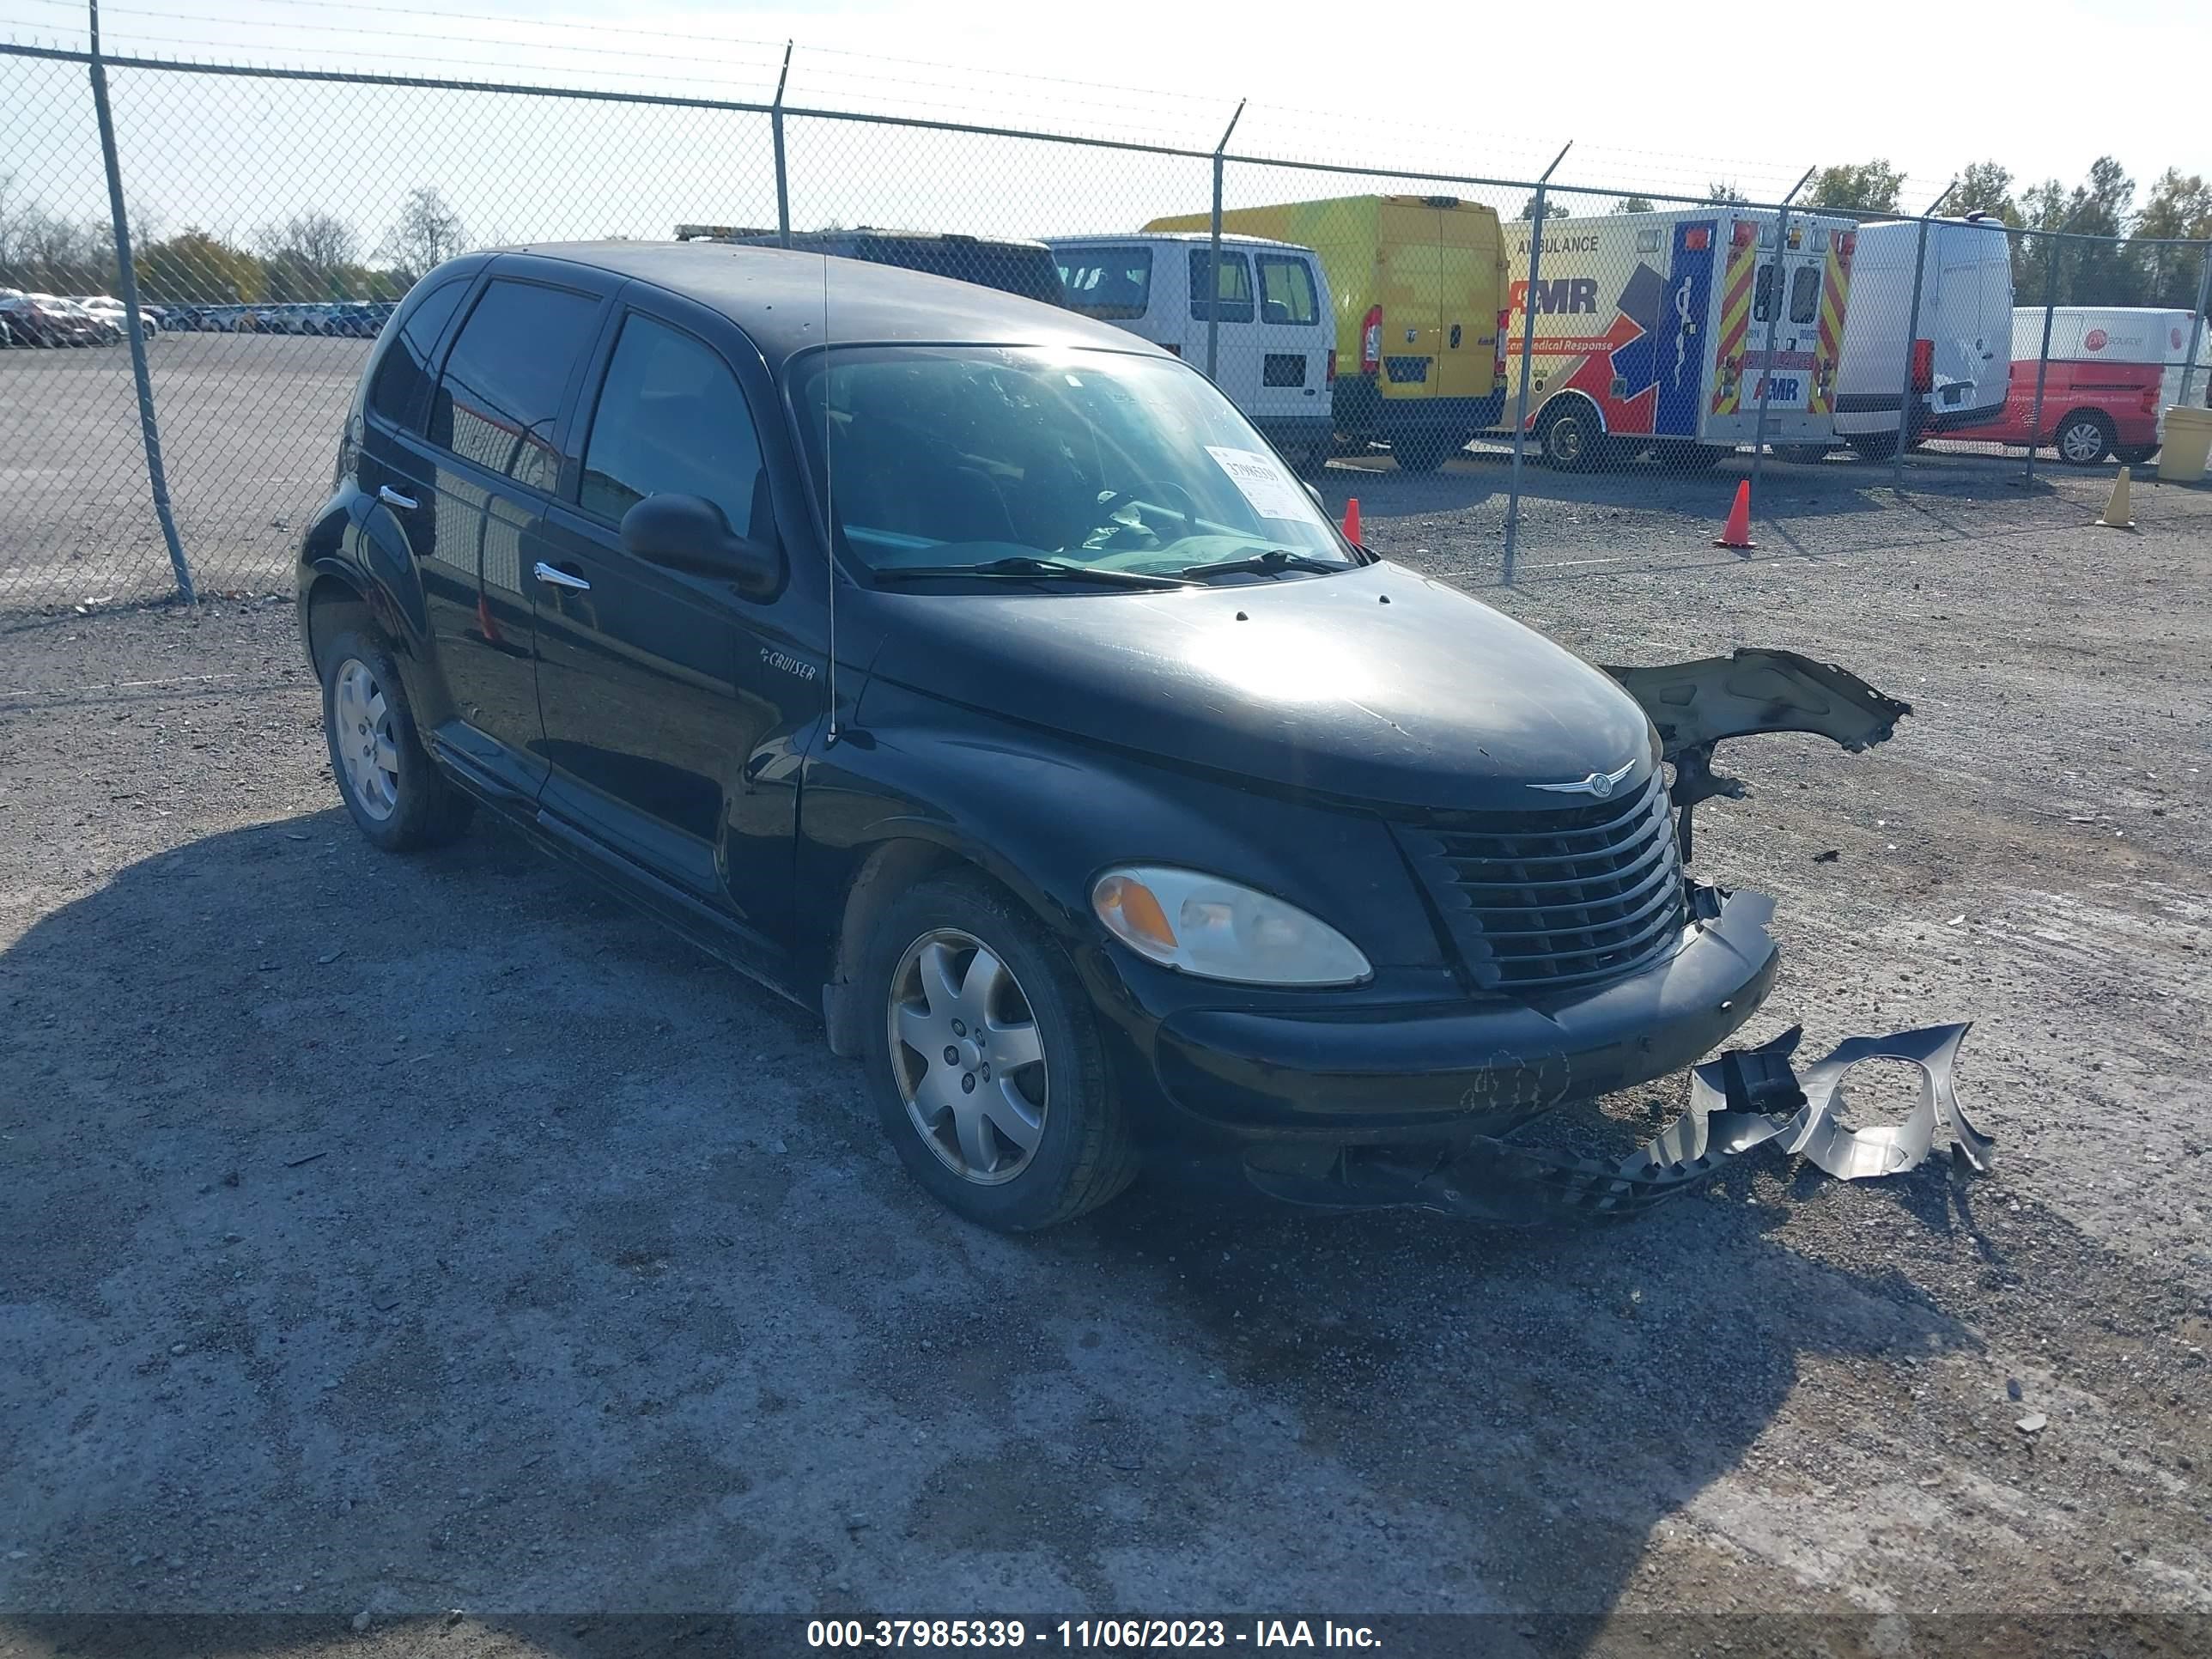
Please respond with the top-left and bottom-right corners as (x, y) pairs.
(3, 40), (2209, 607)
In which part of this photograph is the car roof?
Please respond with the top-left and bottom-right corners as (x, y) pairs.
(1045, 231), (1315, 252)
(503, 240), (1172, 364)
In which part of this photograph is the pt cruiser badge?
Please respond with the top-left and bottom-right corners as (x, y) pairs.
(1530, 760), (1637, 799)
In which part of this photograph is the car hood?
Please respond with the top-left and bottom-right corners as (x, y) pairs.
(860, 561), (1656, 811)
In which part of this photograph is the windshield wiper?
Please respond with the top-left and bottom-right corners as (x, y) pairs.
(1177, 547), (1346, 581)
(872, 556), (1192, 590)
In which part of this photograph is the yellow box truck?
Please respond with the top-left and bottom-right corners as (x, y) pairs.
(1146, 195), (1509, 471)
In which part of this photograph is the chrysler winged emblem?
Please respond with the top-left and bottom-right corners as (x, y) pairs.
(1530, 760), (1636, 799)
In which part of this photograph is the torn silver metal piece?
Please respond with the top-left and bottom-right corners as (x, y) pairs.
(1780, 1022), (1992, 1179)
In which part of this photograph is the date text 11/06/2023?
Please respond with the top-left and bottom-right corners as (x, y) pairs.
(807, 1620), (1383, 1649)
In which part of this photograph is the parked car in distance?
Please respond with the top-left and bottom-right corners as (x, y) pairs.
(0, 292), (111, 345)
(73, 295), (166, 336)
(1048, 232), (1336, 470)
(1946, 306), (2211, 464)
(1832, 216), (2013, 459)
(1147, 196), (1510, 471)
(297, 240), (1908, 1230)
(674, 223), (1066, 307)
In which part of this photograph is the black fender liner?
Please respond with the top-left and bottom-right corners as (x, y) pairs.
(1600, 648), (1912, 860)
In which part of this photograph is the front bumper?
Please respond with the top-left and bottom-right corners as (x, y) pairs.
(1140, 886), (1780, 1145)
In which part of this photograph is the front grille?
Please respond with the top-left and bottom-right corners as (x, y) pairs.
(1393, 767), (1688, 994)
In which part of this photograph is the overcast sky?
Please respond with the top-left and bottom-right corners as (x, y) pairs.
(3, 0), (2204, 251)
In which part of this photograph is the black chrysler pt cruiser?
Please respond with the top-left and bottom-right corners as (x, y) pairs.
(298, 241), (1895, 1231)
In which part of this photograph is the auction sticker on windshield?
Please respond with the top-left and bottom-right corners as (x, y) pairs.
(1205, 446), (1310, 522)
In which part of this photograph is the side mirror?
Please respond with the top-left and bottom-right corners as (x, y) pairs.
(620, 493), (783, 599)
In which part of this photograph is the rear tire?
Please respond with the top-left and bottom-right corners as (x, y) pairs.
(1844, 432), (1899, 461)
(1774, 443), (1832, 465)
(860, 872), (1138, 1231)
(2116, 443), (2160, 466)
(2052, 410), (2116, 466)
(320, 626), (474, 853)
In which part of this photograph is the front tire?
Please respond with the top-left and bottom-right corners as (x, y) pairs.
(1537, 401), (1604, 471)
(861, 872), (1138, 1231)
(320, 626), (473, 852)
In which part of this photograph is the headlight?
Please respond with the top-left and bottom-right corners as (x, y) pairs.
(1091, 866), (1371, 987)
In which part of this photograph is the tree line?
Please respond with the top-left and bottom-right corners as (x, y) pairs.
(9, 157), (2210, 313)
(1512, 157), (2212, 309)
(0, 183), (467, 305)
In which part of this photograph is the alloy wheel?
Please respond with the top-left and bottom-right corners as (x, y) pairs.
(2058, 420), (2107, 465)
(333, 657), (400, 821)
(887, 928), (1048, 1185)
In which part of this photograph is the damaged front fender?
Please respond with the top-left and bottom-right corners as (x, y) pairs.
(1601, 648), (1913, 860)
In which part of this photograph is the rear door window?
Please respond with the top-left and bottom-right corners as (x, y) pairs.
(1753, 263), (1778, 323)
(1788, 264), (1820, 325)
(367, 277), (468, 434)
(580, 313), (767, 544)
(1058, 248), (1154, 320)
(1188, 249), (1254, 323)
(1255, 255), (1320, 325)
(429, 278), (601, 493)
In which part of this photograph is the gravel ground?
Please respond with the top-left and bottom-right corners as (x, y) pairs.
(2, 464), (2209, 1657)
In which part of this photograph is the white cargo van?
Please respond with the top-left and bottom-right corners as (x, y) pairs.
(1832, 216), (2013, 458)
(1048, 233), (1335, 469)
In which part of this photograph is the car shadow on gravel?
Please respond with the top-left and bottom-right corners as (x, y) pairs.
(1, 811), (2009, 1649)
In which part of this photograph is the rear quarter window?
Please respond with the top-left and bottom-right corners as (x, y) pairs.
(1058, 248), (1154, 320)
(366, 278), (468, 434)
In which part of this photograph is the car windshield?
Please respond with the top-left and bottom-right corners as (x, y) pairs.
(792, 345), (1354, 580)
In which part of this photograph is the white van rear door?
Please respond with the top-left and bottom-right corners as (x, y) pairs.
(1190, 246), (1261, 413)
(1248, 250), (1330, 425)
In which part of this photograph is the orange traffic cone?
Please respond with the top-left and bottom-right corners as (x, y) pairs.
(1341, 496), (1362, 544)
(1713, 480), (1753, 549)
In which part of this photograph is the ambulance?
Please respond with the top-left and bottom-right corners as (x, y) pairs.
(1493, 207), (1861, 469)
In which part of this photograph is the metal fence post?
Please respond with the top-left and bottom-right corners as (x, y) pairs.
(771, 40), (793, 248)
(85, 4), (194, 603)
(2178, 240), (2212, 410)
(1750, 166), (1814, 496)
(1205, 100), (1245, 382)
(2023, 233), (2063, 490)
(1891, 179), (1954, 494)
(1502, 141), (1571, 586)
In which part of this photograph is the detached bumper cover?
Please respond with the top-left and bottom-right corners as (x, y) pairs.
(1151, 886), (1780, 1139)
(1245, 1019), (1990, 1222)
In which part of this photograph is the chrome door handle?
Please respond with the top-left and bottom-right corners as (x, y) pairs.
(377, 484), (416, 510)
(532, 561), (591, 592)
